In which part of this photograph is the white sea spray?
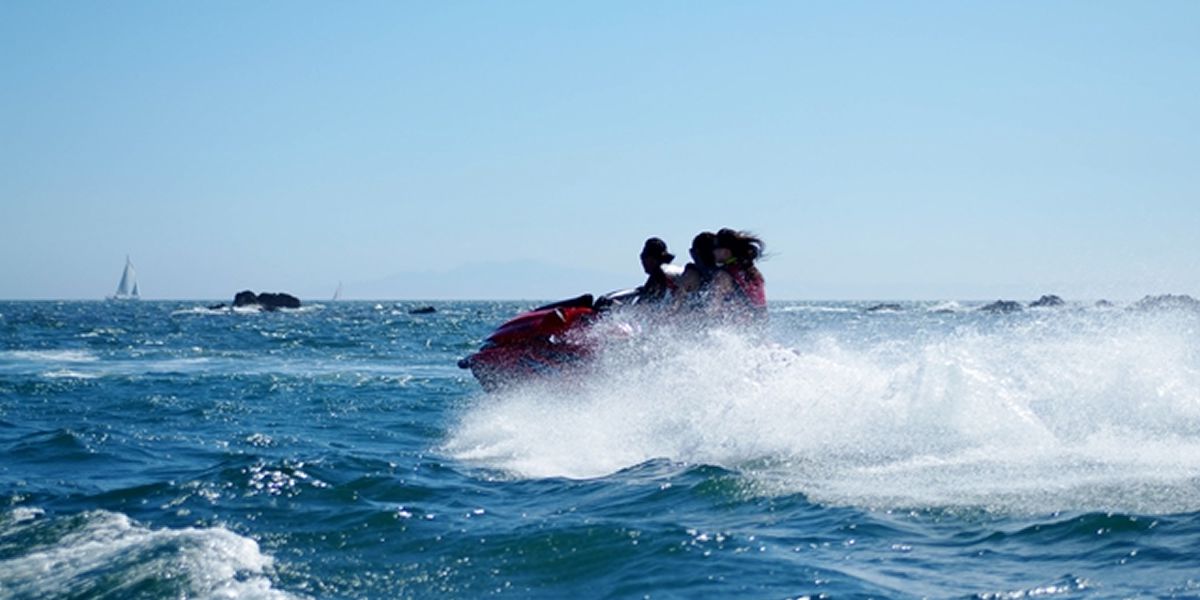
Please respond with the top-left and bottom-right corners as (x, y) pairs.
(0, 509), (300, 600)
(447, 308), (1200, 514)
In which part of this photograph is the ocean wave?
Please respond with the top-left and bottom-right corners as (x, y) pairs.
(0, 509), (299, 600)
(2, 349), (100, 362)
(446, 311), (1200, 514)
(977, 576), (1091, 599)
(172, 305), (324, 316)
(775, 304), (856, 314)
(926, 301), (965, 313)
(78, 327), (127, 338)
(40, 369), (100, 379)
(172, 306), (231, 316)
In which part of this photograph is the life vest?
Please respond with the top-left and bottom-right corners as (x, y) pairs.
(724, 263), (767, 318)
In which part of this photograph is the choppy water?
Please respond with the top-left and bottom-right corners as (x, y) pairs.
(2, 299), (1199, 598)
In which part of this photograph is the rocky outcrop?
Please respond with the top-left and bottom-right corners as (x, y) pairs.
(979, 300), (1023, 313)
(232, 290), (301, 311)
(409, 306), (437, 315)
(1029, 294), (1065, 308)
(1131, 294), (1200, 312)
(233, 291), (259, 307)
(865, 303), (903, 313)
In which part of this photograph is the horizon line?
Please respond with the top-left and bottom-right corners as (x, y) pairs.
(0, 295), (1181, 303)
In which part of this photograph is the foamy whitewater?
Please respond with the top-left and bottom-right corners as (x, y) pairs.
(3, 300), (1199, 598)
(449, 308), (1200, 514)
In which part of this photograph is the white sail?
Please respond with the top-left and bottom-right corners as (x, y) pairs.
(111, 256), (140, 300)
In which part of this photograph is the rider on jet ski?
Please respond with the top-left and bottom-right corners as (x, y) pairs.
(636, 237), (683, 306)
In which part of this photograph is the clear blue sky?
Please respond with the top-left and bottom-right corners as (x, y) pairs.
(3, 1), (1197, 300)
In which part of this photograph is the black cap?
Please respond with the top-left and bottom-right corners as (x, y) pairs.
(640, 237), (675, 263)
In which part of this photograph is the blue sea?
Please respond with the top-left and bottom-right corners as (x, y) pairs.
(2, 299), (1199, 599)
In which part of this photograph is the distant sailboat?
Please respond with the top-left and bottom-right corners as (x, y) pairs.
(332, 281), (343, 301)
(110, 255), (141, 300)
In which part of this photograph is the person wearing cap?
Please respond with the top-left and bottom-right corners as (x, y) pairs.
(637, 237), (682, 306)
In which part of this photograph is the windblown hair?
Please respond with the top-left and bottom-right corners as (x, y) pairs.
(715, 228), (765, 281)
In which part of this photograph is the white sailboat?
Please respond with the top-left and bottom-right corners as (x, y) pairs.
(110, 255), (141, 300)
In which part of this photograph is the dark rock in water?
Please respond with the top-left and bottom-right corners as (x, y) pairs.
(1095, 300), (1115, 308)
(258, 293), (301, 310)
(207, 303), (227, 310)
(866, 303), (903, 313)
(232, 290), (302, 311)
(409, 306), (437, 315)
(979, 300), (1023, 313)
(233, 290), (259, 307)
(1029, 294), (1065, 308)
(1131, 294), (1200, 312)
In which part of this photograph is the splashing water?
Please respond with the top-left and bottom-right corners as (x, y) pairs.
(0, 510), (296, 600)
(447, 307), (1200, 514)
(5, 300), (1200, 597)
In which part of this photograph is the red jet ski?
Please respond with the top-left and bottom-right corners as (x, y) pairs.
(458, 289), (639, 391)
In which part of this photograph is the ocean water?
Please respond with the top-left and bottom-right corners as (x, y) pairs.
(2, 299), (1199, 599)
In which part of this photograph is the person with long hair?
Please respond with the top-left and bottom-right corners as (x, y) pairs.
(708, 228), (767, 322)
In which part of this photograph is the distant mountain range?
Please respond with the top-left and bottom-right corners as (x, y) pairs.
(341, 260), (635, 301)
